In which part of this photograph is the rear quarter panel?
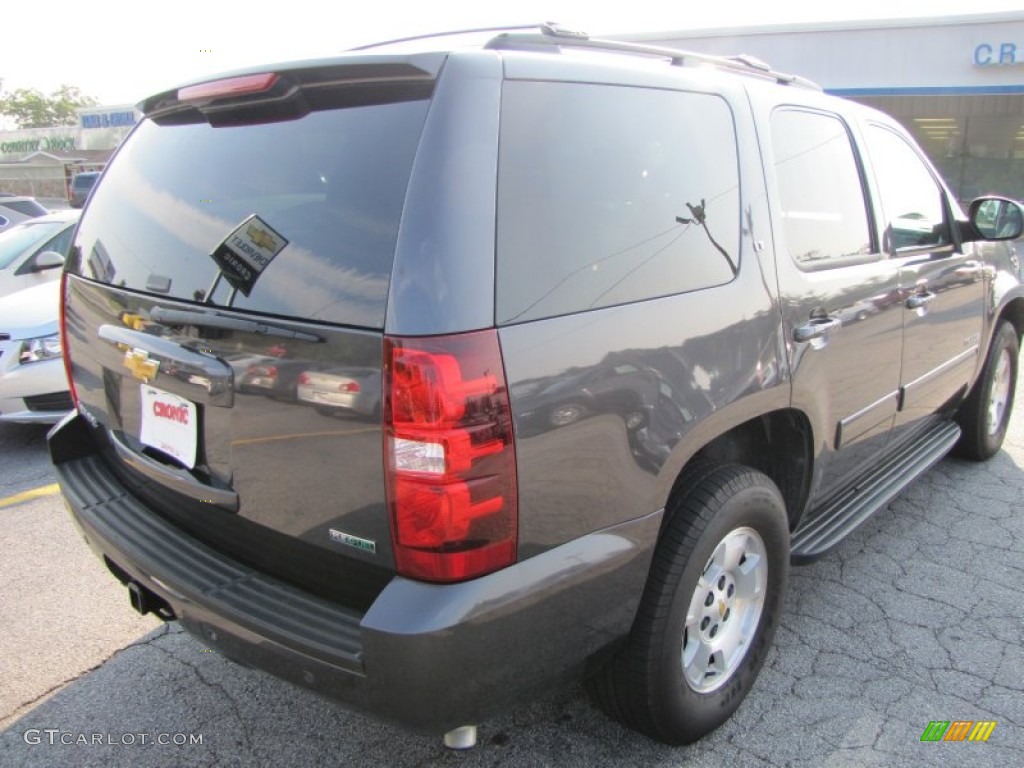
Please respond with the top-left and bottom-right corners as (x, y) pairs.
(500, 84), (787, 556)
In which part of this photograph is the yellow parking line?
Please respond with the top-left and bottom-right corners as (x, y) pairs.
(231, 427), (376, 447)
(0, 483), (61, 510)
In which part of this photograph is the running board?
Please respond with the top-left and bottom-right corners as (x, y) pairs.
(791, 421), (961, 563)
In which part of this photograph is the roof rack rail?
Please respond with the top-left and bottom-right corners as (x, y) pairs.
(348, 23), (547, 52)
(485, 24), (822, 91)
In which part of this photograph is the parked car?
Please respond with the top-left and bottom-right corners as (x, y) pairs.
(296, 366), (381, 418)
(0, 195), (49, 233)
(236, 358), (315, 400)
(0, 281), (72, 424)
(69, 171), (100, 208)
(224, 352), (274, 390)
(47, 26), (1023, 748)
(0, 209), (80, 299)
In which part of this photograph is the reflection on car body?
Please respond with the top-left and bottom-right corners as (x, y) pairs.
(238, 358), (315, 401)
(296, 367), (381, 419)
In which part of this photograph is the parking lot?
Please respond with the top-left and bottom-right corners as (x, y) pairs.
(0, 381), (1021, 767)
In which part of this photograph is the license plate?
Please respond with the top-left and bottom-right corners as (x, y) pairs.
(139, 384), (198, 469)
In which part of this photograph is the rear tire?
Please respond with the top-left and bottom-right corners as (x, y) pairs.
(590, 462), (789, 744)
(954, 321), (1019, 461)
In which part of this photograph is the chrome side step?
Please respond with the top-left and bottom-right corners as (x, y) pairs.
(791, 420), (961, 563)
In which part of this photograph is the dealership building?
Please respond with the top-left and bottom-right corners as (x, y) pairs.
(0, 105), (138, 199)
(1, 12), (1022, 204)
(630, 11), (1024, 203)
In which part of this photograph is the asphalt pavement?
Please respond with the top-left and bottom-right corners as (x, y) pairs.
(0, 382), (1021, 767)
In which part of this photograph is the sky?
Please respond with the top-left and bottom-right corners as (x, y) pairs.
(1, 0), (1023, 108)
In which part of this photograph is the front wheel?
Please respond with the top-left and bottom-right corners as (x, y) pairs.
(955, 321), (1019, 461)
(591, 462), (789, 744)
(548, 402), (587, 427)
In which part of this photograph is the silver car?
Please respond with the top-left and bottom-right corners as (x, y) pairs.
(0, 209), (80, 299)
(296, 367), (381, 418)
(0, 280), (71, 424)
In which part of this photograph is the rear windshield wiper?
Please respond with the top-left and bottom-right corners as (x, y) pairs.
(149, 306), (323, 342)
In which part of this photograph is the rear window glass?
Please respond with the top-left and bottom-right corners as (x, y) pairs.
(70, 97), (430, 328)
(496, 81), (740, 324)
(2, 199), (48, 216)
(72, 174), (98, 190)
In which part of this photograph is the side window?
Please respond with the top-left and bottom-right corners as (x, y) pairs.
(770, 109), (873, 269)
(496, 82), (740, 324)
(39, 226), (75, 258)
(865, 125), (950, 252)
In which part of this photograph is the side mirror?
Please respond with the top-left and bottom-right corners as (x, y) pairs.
(33, 250), (66, 271)
(967, 196), (1024, 241)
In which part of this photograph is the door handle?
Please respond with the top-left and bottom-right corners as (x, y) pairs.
(906, 292), (936, 310)
(953, 260), (985, 279)
(109, 430), (239, 511)
(793, 316), (841, 343)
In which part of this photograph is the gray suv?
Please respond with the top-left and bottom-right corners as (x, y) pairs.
(49, 26), (1023, 747)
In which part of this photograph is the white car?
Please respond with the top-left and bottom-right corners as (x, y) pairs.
(0, 281), (71, 424)
(0, 209), (80, 299)
(0, 195), (49, 233)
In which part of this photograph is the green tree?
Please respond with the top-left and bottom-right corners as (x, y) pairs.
(0, 85), (99, 129)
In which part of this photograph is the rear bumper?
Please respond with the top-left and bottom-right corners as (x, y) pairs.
(49, 411), (660, 733)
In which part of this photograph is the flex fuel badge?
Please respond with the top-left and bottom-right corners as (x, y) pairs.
(329, 529), (377, 555)
(211, 215), (288, 297)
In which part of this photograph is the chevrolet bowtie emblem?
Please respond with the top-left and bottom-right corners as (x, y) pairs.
(247, 224), (278, 251)
(123, 348), (160, 383)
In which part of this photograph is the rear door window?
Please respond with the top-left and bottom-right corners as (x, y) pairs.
(496, 82), (740, 324)
(70, 96), (430, 328)
(770, 109), (875, 269)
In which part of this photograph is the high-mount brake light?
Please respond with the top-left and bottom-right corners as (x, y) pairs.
(178, 73), (279, 103)
(58, 271), (79, 409)
(384, 331), (518, 583)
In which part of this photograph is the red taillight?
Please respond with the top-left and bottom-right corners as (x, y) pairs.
(298, 372), (311, 385)
(384, 330), (517, 583)
(59, 271), (79, 409)
(339, 381), (360, 393)
(178, 73), (279, 103)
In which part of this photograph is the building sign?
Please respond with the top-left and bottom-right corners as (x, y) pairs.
(974, 42), (1023, 66)
(80, 110), (137, 129)
(0, 136), (76, 154)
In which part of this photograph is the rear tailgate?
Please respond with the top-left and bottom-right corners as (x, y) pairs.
(59, 56), (440, 609)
